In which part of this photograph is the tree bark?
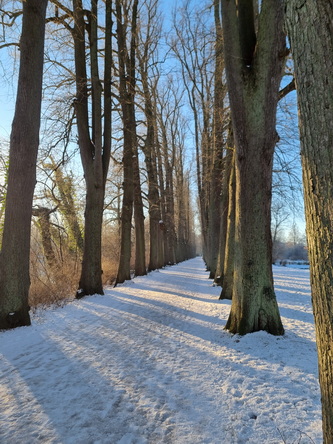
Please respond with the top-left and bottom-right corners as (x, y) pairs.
(285, 2), (333, 441)
(142, 100), (163, 271)
(0, 0), (47, 329)
(156, 136), (168, 267)
(207, 0), (227, 280)
(221, 0), (285, 335)
(207, 146), (223, 279)
(161, 127), (177, 265)
(175, 144), (187, 263)
(136, 3), (161, 275)
(78, 175), (105, 296)
(141, 97), (163, 271)
(32, 207), (58, 269)
(73, 0), (112, 297)
(215, 129), (233, 285)
(136, 0), (163, 269)
(133, 150), (146, 277)
(115, 0), (139, 284)
(220, 151), (235, 300)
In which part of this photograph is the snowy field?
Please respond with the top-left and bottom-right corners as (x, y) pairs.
(0, 257), (322, 443)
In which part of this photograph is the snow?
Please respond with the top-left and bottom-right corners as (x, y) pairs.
(0, 257), (322, 443)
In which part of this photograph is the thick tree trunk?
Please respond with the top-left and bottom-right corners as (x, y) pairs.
(225, 131), (282, 333)
(77, 175), (104, 296)
(115, 0), (139, 284)
(0, 0), (47, 329)
(73, 0), (111, 297)
(221, 0), (285, 335)
(286, 2), (333, 441)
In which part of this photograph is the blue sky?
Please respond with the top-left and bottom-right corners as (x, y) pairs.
(0, 89), (15, 140)
(0, 46), (17, 140)
(0, 0), (306, 237)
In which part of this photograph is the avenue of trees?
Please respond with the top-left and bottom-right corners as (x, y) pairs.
(0, 0), (332, 441)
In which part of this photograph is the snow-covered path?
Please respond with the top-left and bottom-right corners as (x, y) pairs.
(0, 257), (322, 443)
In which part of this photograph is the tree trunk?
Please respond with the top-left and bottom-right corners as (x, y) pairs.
(0, 0), (47, 329)
(73, 0), (112, 297)
(175, 140), (187, 263)
(156, 138), (168, 267)
(133, 150), (146, 277)
(159, 121), (177, 265)
(78, 175), (104, 295)
(220, 150), (235, 300)
(32, 207), (57, 269)
(208, 0), (226, 280)
(144, 121), (163, 271)
(285, 2), (333, 441)
(200, 121), (212, 271)
(115, 103), (135, 283)
(225, 131), (282, 333)
(221, 0), (285, 335)
(215, 134), (233, 285)
(115, 0), (138, 284)
(207, 147), (223, 279)
(164, 164), (177, 265)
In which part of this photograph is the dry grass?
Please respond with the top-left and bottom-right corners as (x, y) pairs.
(101, 225), (120, 285)
(29, 254), (80, 309)
(29, 225), (121, 308)
(101, 256), (118, 286)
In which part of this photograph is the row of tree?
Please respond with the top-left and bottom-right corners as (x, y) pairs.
(218, 0), (333, 441)
(0, 0), (199, 329)
(0, 0), (332, 441)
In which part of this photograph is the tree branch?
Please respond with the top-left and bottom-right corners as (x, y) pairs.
(0, 42), (19, 50)
(279, 78), (296, 100)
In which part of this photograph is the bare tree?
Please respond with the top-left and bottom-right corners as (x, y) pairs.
(70, 0), (113, 297)
(221, 0), (285, 335)
(156, 79), (181, 265)
(171, 0), (215, 270)
(0, 0), (48, 329)
(115, 0), (142, 284)
(137, 0), (164, 271)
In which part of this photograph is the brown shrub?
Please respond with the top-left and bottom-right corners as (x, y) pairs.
(29, 234), (80, 308)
